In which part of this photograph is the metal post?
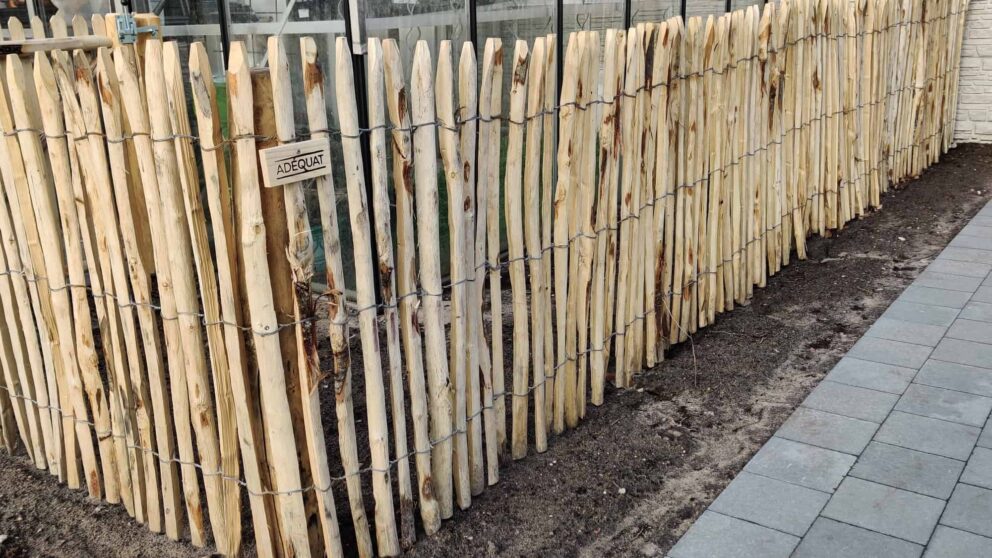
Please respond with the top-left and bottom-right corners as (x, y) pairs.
(556, 0), (564, 102)
(725, 0), (733, 12)
(342, 0), (383, 302)
(467, 0), (478, 48)
(624, 0), (632, 29)
(555, 0), (564, 175)
(216, 0), (232, 69)
(680, 0), (687, 19)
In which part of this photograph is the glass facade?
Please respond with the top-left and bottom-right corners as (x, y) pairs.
(4, 0), (758, 289)
(147, 0), (751, 288)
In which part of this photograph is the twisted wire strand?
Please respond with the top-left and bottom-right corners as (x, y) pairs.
(0, 123), (949, 497)
(0, 59), (955, 334)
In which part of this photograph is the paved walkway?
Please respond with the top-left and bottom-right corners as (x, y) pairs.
(669, 200), (992, 558)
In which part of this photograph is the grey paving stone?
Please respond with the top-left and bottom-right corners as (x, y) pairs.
(926, 259), (992, 279)
(821, 477), (945, 545)
(971, 216), (992, 228)
(924, 525), (992, 558)
(802, 381), (899, 423)
(849, 442), (965, 499)
(941, 484), (992, 539)
(708, 472), (829, 536)
(900, 285), (974, 309)
(946, 319), (992, 346)
(867, 317), (949, 347)
(895, 384), (992, 427)
(959, 301), (992, 323)
(951, 234), (992, 252)
(959, 223), (992, 239)
(913, 271), (984, 293)
(931, 338), (992, 369)
(744, 437), (855, 493)
(961, 447), (992, 490)
(826, 357), (918, 394)
(979, 418), (992, 450)
(848, 337), (933, 369)
(777, 407), (878, 455)
(792, 518), (923, 558)
(939, 247), (992, 266)
(875, 411), (981, 460)
(972, 285), (992, 304)
(882, 301), (960, 327)
(916, 359), (992, 397)
(668, 511), (799, 558)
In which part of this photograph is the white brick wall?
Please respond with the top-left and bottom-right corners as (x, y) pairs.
(955, 0), (992, 143)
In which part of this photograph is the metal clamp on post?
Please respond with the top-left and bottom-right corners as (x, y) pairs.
(115, 0), (158, 45)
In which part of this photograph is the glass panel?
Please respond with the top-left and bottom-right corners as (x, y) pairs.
(631, 0), (680, 25)
(686, 0), (727, 18)
(732, 0), (763, 11)
(158, 0), (229, 71)
(32, 0), (110, 25)
(477, 0), (555, 65)
(367, 0), (468, 63)
(4, 0), (61, 32)
(562, 0), (623, 36)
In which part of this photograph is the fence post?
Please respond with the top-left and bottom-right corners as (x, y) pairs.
(341, 0), (382, 302)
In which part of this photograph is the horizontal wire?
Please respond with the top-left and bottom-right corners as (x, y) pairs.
(0, 58), (954, 335)
(0, 120), (947, 497)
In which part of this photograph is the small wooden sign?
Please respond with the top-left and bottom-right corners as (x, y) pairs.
(259, 137), (332, 188)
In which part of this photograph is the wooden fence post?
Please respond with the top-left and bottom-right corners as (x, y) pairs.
(503, 39), (531, 459)
(187, 42), (279, 557)
(380, 37), (444, 534)
(33, 49), (119, 508)
(484, 40), (507, 454)
(335, 36), (402, 556)
(364, 36), (416, 548)
(227, 41), (313, 558)
(299, 36), (375, 558)
(6, 53), (101, 499)
(554, 34), (580, 425)
(457, 41), (486, 497)
(523, 37), (548, 448)
(436, 40), (473, 505)
(410, 40), (455, 519)
(473, 38), (502, 482)
(268, 36), (345, 558)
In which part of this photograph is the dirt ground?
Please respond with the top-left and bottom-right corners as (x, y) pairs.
(1, 143), (990, 557)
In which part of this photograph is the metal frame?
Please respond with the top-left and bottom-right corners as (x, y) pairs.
(341, 0), (382, 299)
(467, 0), (478, 52)
(179, 0), (744, 294)
(216, 0), (231, 67)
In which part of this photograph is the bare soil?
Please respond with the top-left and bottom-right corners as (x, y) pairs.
(1, 143), (990, 557)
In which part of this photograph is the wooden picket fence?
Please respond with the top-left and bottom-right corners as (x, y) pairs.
(0, 0), (970, 555)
